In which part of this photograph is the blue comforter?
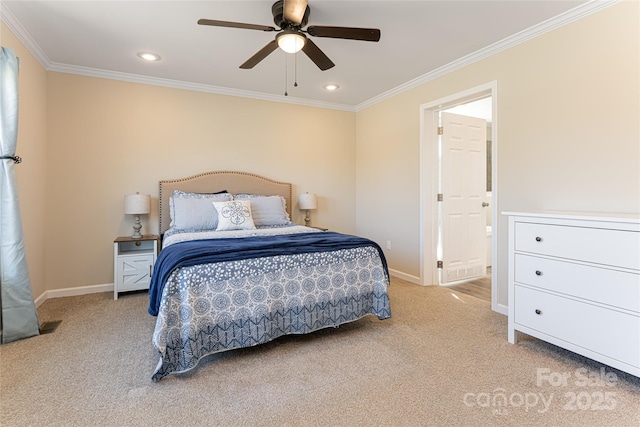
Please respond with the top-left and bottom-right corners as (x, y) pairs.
(148, 231), (387, 316)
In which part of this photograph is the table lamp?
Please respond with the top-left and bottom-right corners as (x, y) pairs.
(298, 192), (317, 227)
(124, 192), (150, 238)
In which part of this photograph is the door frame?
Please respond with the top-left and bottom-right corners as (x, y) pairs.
(419, 81), (505, 314)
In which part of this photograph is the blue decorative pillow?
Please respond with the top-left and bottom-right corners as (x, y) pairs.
(171, 191), (232, 230)
(232, 194), (291, 226)
(213, 200), (256, 231)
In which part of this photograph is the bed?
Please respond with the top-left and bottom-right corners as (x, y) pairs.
(149, 171), (391, 381)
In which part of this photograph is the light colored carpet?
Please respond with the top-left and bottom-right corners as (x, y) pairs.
(1, 278), (638, 426)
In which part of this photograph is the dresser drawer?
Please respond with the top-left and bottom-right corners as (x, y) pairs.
(514, 254), (640, 312)
(514, 285), (640, 369)
(515, 222), (640, 270)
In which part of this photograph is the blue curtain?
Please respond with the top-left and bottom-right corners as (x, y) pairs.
(0, 47), (39, 343)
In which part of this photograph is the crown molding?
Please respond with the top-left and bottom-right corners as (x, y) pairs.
(0, 1), (51, 66)
(1, 0), (619, 113)
(354, 0), (621, 112)
(45, 62), (356, 112)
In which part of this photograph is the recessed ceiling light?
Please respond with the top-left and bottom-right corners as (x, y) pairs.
(324, 84), (340, 91)
(137, 52), (161, 62)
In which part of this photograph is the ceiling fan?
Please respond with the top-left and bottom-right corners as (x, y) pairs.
(198, 0), (381, 71)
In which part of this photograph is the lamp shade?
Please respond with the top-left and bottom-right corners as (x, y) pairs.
(298, 193), (317, 210)
(124, 193), (150, 215)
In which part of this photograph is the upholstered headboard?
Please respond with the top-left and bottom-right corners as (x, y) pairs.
(158, 171), (293, 235)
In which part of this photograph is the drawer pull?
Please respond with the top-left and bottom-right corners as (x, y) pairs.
(535, 236), (543, 242)
(535, 270), (542, 276)
(535, 309), (542, 315)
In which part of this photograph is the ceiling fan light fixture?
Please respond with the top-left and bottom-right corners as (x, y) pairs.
(324, 84), (340, 91)
(276, 31), (306, 54)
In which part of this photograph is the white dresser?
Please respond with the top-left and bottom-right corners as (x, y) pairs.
(505, 211), (640, 377)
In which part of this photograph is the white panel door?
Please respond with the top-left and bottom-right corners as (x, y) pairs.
(440, 112), (487, 284)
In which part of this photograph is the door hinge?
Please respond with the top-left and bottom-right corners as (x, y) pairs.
(437, 126), (444, 135)
(437, 193), (443, 202)
(437, 261), (443, 269)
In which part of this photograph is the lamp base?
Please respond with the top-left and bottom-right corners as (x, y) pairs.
(304, 210), (311, 227)
(131, 215), (143, 239)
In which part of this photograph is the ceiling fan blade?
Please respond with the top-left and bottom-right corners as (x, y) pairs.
(198, 19), (275, 32)
(307, 26), (381, 42)
(240, 40), (279, 69)
(301, 38), (335, 71)
(283, 0), (308, 25)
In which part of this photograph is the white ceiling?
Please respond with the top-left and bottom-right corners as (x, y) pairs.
(2, 0), (599, 110)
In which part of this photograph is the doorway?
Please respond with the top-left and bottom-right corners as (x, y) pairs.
(419, 81), (504, 314)
(438, 110), (489, 286)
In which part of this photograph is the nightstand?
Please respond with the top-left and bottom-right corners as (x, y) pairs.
(113, 235), (159, 300)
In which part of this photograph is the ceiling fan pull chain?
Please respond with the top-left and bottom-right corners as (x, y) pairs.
(294, 52), (298, 87)
(284, 53), (288, 96)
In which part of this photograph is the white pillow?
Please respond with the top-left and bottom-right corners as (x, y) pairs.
(213, 200), (256, 231)
(171, 191), (232, 230)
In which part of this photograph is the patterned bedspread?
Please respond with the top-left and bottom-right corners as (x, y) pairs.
(150, 230), (391, 381)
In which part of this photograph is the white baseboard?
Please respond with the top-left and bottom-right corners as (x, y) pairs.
(34, 292), (47, 308)
(388, 268), (422, 285)
(493, 302), (508, 316)
(34, 283), (114, 307)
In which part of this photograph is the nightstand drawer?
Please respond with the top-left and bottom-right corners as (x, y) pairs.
(514, 285), (640, 368)
(514, 254), (640, 312)
(515, 222), (640, 270)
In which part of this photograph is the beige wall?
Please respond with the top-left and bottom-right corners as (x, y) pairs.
(355, 1), (639, 308)
(45, 73), (356, 291)
(1, 23), (48, 300)
(3, 2), (639, 306)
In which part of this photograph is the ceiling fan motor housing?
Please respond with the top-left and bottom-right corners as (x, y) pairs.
(272, 0), (310, 29)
